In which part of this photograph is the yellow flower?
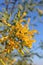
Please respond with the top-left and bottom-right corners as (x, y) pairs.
(23, 12), (27, 16)
(21, 12), (27, 18)
(28, 18), (30, 23)
(28, 30), (38, 35)
(38, 9), (43, 15)
(18, 11), (20, 18)
(7, 49), (10, 53)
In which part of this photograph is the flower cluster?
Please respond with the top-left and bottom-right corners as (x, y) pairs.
(0, 10), (37, 55)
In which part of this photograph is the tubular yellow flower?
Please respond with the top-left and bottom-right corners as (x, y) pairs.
(18, 11), (21, 18)
(28, 18), (30, 23)
(37, 9), (43, 15)
(23, 12), (27, 16)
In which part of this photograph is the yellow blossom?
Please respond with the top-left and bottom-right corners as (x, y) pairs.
(28, 18), (30, 23)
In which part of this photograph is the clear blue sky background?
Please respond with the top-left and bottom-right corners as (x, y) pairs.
(0, 0), (43, 65)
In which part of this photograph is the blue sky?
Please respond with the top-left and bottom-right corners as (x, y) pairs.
(0, 0), (43, 65)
